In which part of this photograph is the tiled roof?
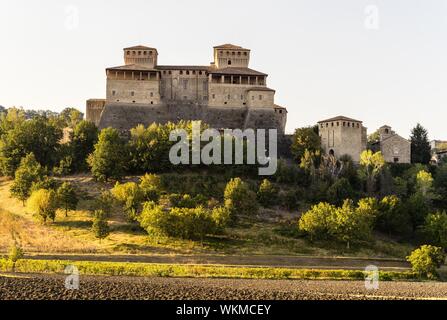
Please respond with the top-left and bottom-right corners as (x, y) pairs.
(157, 65), (210, 71)
(247, 87), (275, 92)
(213, 44), (249, 50)
(124, 45), (157, 51)
(107, 64), (158, 71)
(209, 67), (267, 76)
(318, 116), (362, 123)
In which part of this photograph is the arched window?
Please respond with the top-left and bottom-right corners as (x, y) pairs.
(228, 60), (232, 65)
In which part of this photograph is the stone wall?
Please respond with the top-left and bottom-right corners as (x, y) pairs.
(86, 99), (106, 127)
(97, 102), (286, 134)
(380, 135), (411, 164)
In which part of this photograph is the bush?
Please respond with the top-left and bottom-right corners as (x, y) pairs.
(139, 173), (162, 202)
(407, 245), (445, 279)
(8, 243), (24, 272)
(92, 210), (110, 240)
(27, 189), (58, 223)
(111, 182), (144, 221)
(298, 198), (378, 248)
(224, 178), (258, 219)
(257, 179), (278, 208)
(138, 202), (228, 240)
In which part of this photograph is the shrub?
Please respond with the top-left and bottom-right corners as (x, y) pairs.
(27, 189), (58, 223)
(139, 202), (228, 240)
(92, 210), (110, 241)
(407, 245), (445, 279)
(224, 178), (258, 219)
(257, 179), (278, 208)
(8, 243), (24, 272)
(327, 178), (354, 206)
(298, 202), (334, 241)
(111, 182), (144, 221)
(139, 173), (162, 202)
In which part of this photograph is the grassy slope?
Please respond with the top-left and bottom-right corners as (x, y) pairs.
(0, 175), (414, 259)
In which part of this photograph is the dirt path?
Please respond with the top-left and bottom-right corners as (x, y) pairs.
(1, 273), (446, 300)
(23, 253), (410, 270)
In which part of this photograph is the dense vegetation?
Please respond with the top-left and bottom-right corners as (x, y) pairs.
(1, 106), (446, 276)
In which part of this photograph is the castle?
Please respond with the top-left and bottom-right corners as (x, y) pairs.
(86, 44), (287, 134)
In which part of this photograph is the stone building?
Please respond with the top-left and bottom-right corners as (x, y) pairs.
(371, 125), (411, 164)
(318, 116), (367, 162)
(86, 44), (287, 134)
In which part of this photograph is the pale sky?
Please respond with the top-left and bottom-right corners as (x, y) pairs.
(1, 0), (446, 138)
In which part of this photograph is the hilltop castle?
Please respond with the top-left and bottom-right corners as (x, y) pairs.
(86, 44), (287, 134)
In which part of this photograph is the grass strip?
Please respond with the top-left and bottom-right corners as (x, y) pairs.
(0, 258), (417, 281)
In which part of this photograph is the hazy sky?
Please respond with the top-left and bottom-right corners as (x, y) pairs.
(1, 0), (446, 138)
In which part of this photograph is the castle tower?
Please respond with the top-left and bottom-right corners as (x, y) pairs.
(318, 116), (367, 162)
(213, 44), (250, 69)
(378, 125), (395, 141)
(124, 45), (158, 68)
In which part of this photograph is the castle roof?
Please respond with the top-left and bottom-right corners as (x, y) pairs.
(318, 116), (363, 123)
(107, 64), (158, 71)
(213, 44), (250, 51)
(247, 87), (275, 92)
(124, 45), (158, 51)
(208, 67), (267, 76)
(157, 65), (210, 71)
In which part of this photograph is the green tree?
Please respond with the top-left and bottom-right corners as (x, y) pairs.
(434, 164), (447, 206)
(423, 211), (447, 249)
(377, 195), (411, 236)
(410, 123), (431, 164)
(57, 182), (79, 217)
(70, 120), (98, 172)
(407, 245), (445, 279)
(290, 126), (321, 163)
(257, 179), (278, 208)
(27, 189), (58, 223)
(92, 210), (110, 241)
(89, 127), (127, 182)
(224, 178), (258, 220)
(406, 192), (431, 233)
(59, 107), (84, 128)
(0, 116), (62, 176)
(111, 182), (144, 221)
(359, 150), (385, 195)
(8, 242), (24, 272)
(10, 153), (46, 205)
(298, 202), (334, 241)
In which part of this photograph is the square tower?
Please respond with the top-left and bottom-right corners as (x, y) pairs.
(318, 116), (367, 162)
(124, 45), (158, 68)
(213, 44), (250, 69)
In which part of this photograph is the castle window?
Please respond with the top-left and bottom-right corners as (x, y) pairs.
(357, 123), (360, 128)
(331, 122), (334, 127)
(212, 94), (215, 99)
(238, 52), (241, 56)
(168, 71), (172, 75)
(143, 51), (147, 55)
(149, 51), (153, 55)
(326, 123), (328, 127)
(186, 70), (190, 75)
(199, 71), (202, 75)
(151, 101), (154, 105)
(132, 101), (136, 103)
(385, 128), (389, 134)
(138, 51), (141, 55)
(228, 60), (232, 65)
(348, 123), (350, 127)
(232, 52), (235, 56)
(163, 71), (166, 75)
(131, 91), (135, 96)
(132, 51), (136, 55)
(192, 70), (196, 75)
(183, 79), (188, 89)
(343, 122), (346, 126)
(337, 122), (339, 126)
(150, 92), (154, 97)
(244, 52), (248, 56)
(226, 51), (230, 56)
(180, 71), (183, 75)
(259, 95), (262, 100)
(112, 90), (116, 96)
(127, 51), (130, 55)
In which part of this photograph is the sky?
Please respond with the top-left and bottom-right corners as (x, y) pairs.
(0, 0), (446, 139)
